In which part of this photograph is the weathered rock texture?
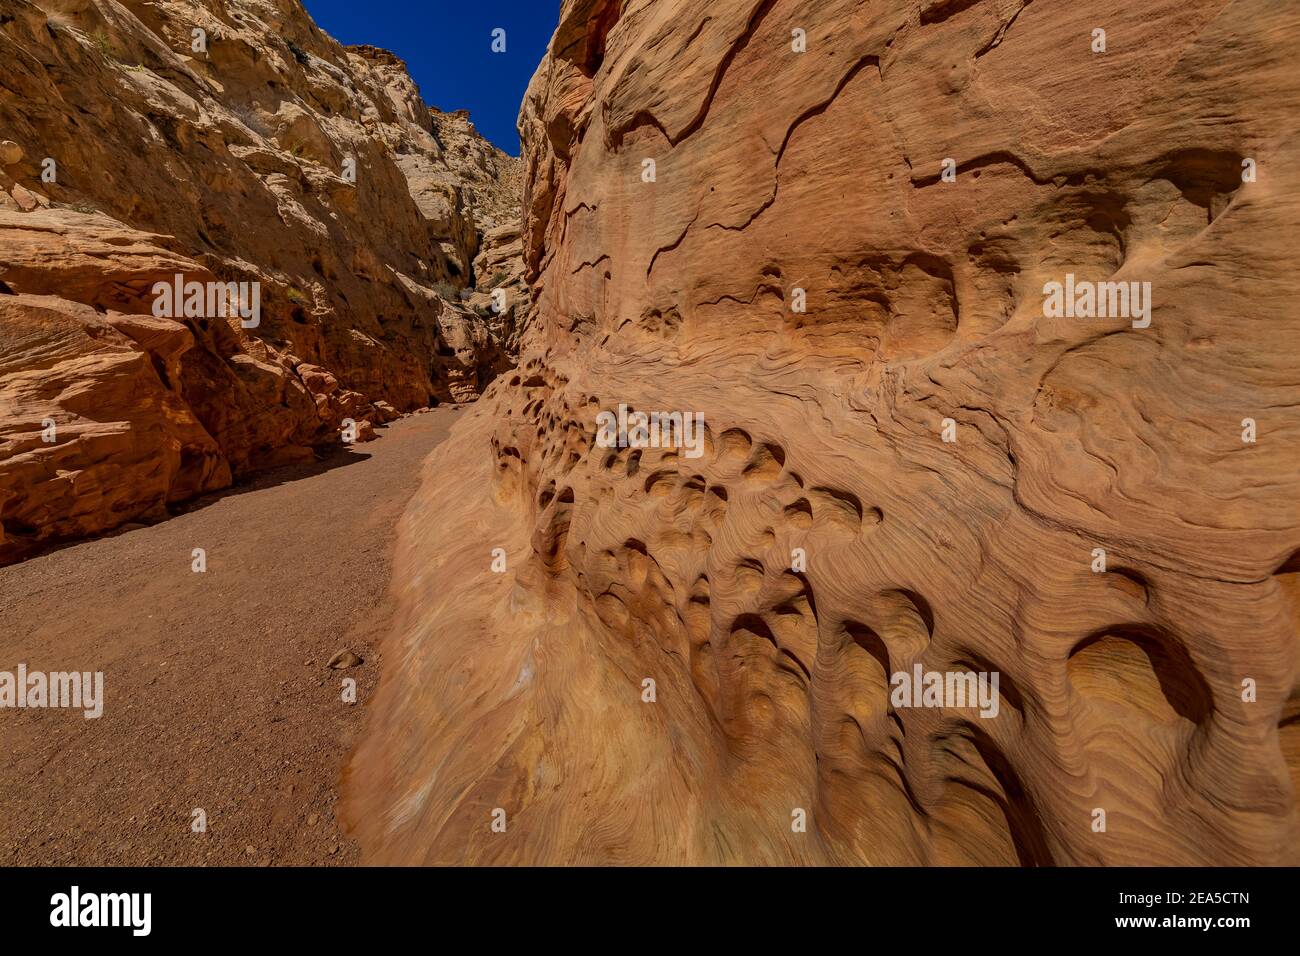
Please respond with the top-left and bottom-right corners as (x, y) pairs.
(349, 0), (1300, 864)
(467, 219), (531, 353)
(429, 107), (524, 234)
(0, 0), (521, 562)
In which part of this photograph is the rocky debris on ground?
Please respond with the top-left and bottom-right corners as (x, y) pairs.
(327, 650), (363, 669)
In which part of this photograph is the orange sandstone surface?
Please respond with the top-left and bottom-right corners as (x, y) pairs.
(345, 0), (1300, 864)
(0, 0), (520, 562)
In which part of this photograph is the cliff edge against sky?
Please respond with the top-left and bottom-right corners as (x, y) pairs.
(0, 0), (520, 562)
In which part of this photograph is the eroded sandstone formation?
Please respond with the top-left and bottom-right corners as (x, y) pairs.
(348, 0), (1300, 864)
(0, 0), (521, 562)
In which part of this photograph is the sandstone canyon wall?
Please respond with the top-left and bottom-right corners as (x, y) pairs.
(0, 0), (520, 562)
(347, 0), (1300, 864)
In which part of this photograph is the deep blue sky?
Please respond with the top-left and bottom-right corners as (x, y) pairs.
(302, 0), (558, 155)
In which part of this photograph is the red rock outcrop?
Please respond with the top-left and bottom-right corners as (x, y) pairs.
(0, 0), (520, 560)
(348, 0), (1300, 864)
(0, 291), (229, 547)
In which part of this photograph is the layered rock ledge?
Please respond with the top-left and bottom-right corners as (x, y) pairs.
(0, 0), (522, 561)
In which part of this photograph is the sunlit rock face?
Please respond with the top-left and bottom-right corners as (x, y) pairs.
(0, 0), (520, 561)
(348, 0), (1300, 864)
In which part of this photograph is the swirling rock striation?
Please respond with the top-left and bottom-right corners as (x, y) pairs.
(354, 0), (1300, 864)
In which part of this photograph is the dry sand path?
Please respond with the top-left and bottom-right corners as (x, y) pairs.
(0, 406), (460, 865)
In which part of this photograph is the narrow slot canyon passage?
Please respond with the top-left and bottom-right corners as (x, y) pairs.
(0, 406), (461, 865)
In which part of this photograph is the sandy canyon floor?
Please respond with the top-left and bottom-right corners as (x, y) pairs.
(0, 408), (459, 865)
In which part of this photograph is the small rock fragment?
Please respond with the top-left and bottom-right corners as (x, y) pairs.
(327, 649), (362, 669)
